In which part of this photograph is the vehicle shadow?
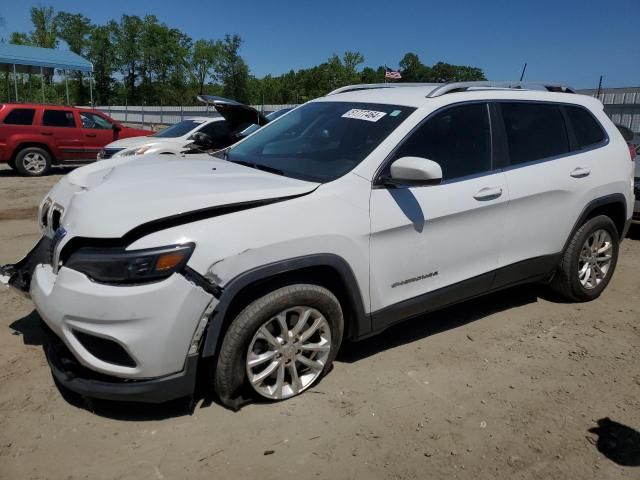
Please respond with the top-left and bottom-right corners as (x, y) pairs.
(9, 311), (196, 421)
(6, 282), (568, 417)
(588, 418), (640, 467)
(0, 165), (84, 178)
(627, 224), (640, 241)
(338, 284), (539, 363)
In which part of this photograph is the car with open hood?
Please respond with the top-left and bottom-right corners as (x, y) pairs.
(1, 81), (635, 409)
(97, 96), (281, 160)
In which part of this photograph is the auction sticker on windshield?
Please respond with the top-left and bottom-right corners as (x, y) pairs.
(342, 109), (387, 122)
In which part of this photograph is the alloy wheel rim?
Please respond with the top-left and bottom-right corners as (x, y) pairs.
(578, 229), (613, 289)
(23, 153), (46, 174)
(246, 306), (331, 400)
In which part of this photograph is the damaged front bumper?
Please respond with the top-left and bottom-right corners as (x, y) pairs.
(1, 236), (52, 295)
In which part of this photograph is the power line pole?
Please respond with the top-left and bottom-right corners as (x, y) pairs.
(596, 75), (603, 99)
(519, 63), (527, 82)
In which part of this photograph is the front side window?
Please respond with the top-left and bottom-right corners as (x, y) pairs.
(42, 110), (76, 128)
(80, 112), (112, 129)
(198, 121), (231, 138)
(226, 102), (415, 183)
(564, 105), (606, 150)
(501, 102), (569, 165)
(391, 103), (492, 180)
(4, 108), (35, 125)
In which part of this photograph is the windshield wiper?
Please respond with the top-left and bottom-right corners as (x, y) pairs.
(231, 160), (285, 176)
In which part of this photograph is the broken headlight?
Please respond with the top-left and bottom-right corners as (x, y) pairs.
(65, 243), (195, 284)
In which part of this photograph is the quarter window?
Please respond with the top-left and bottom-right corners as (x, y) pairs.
(500, 103), (569, 165)
(42, 110), (76, 128)
(392, 103), (492, 180)
(564, 105), (605, 149)
(3, 108), (35, 125)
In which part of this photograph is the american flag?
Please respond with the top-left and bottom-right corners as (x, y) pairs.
(385, 66), (402, 80)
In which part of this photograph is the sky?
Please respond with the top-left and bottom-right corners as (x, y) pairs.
(1, 0), (638, 89)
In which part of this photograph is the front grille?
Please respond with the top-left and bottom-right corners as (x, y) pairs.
(100, 147), (125, 159)
(73, 330), (137, 367)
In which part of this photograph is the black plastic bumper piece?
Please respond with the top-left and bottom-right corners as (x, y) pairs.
(1, 236), (52, 294)
(45, 332), (198, 404)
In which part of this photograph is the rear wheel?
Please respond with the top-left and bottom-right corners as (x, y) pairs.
(214, 284), (343, 406)
(14, 147), (52, 177)
(550, 215), (619, 301)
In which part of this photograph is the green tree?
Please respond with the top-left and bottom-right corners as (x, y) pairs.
(191, 39), (219, 94)
(216, 34), (249, 103)
(87, 23), (118, 105)
(9, 32), (32, 45)
(113, 14), (144, 102)
(30, 6), (58, 48)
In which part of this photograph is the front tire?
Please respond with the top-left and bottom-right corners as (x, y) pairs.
(550, 215), (619, 301)
(14, 147), (52, 177)
(214, 284), (344, 407)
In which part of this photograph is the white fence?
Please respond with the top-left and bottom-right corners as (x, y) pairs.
(94, 104), (298, 128)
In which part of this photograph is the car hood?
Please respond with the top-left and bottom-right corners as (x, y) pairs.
(105, 136), (159, 150)
(52, 154), (319, 240)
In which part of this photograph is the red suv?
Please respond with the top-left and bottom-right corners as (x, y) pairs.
(0, 104), (152, 176)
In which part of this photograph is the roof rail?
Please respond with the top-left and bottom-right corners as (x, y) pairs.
(328, 82), (441, 96)
(426, 81), (576, 97)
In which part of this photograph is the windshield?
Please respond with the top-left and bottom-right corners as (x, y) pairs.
(153, 119), (206, 138)
(226, 102), (414, 182)
(241, 108), (292, 136)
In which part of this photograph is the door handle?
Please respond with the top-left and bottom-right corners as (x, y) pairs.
(570, 167), (591, 178)
(41, 132), (53, 136)
(473, 186), (503, 201)
(86, 134), (97, 138)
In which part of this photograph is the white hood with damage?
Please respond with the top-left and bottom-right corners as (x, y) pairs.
(47, 154), (319, 240)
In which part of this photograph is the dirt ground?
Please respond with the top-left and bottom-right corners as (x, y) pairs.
(0, 164), (639, 480)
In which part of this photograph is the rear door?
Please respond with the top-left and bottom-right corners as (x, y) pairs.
(0, 107), (37, 161)
(496, 101), (606, 280)
(369, 102), (509, 329)
(41, 108), (85, 161)
(78, 111), (117, 157)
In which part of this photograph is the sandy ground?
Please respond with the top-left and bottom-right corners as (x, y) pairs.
(0, 164), (639, 480)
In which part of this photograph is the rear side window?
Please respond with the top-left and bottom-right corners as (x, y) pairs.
(565, 106), (606, 149)
(392, 103), (492, 180)
(3, 108), (35, 125)
(500, 103), (569, 165)
(42, 110), (76, 128)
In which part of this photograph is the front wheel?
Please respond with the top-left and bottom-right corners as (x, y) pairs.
(550, 215), (619, 301)
(214, 284), (344, 407)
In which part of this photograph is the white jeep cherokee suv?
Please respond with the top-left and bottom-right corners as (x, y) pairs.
(2, 81), (634, 409)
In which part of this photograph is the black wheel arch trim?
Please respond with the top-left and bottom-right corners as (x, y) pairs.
(200, 253), (369, 359)
(562, 193), (627, 253)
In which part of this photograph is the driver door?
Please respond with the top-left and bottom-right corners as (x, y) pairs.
(79, 111), (117, 158)
(369, 102), (508, 329)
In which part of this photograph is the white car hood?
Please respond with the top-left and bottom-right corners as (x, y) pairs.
(105, 135), (157, 150)
(52, 154), (319, 239)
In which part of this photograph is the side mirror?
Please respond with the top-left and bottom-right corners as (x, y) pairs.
(384, 156), (442, 186)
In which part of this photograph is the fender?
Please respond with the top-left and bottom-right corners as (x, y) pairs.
(562, 193), (627, 253)
(201, 253), (370, 358)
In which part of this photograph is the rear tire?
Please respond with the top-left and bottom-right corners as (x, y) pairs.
(213, 284), (343, 408)
(14, 147), (52, 177)
(550, 215), (619, 301)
